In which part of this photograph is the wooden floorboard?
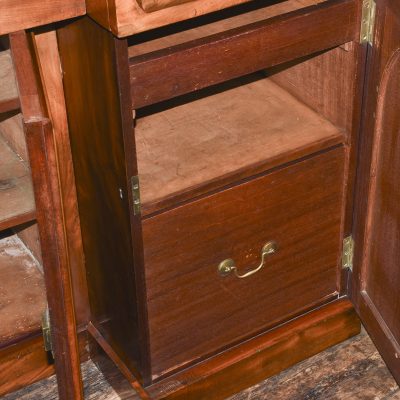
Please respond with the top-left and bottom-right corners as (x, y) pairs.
(2, 328), (399, 399)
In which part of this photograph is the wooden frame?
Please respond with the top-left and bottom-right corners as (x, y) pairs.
(7, 30), (85, 399)
(0, 0), (85, 36)
(89, 299), (360, 399)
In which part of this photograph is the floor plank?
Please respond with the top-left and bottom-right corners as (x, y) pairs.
(2, 328), (399, 399)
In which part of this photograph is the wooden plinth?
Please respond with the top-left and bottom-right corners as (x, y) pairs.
(89, 298), (360, 399)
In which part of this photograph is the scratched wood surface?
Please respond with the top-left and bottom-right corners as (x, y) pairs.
(2, 328), (399, 399)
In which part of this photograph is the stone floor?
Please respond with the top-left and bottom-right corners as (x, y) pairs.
(3, 329), (399, 400)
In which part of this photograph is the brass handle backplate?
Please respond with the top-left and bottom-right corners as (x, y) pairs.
(217, 241), (278, 279)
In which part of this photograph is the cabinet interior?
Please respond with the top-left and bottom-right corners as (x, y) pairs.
(127, 0), (358, 216)
(0, 38), (46, 350)
(133, 44), (357, 216)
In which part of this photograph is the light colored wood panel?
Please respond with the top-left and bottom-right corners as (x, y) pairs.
(4, 329), (400, 399)
(0, 113), (28, 161)
(33, 30), (90, 327)
(138, 0), (192, 12)
(136, 74), (344, 211)
(0, 135), (35, 231)
(14, 222), (43, 269)
(0, 234), (46, 344)
(0, 0), (85, 36)
(269, 44), (357, 134)
(0, 49), (19, 113)
(129, 0), (325, 57)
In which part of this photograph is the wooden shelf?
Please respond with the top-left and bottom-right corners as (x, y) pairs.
(136, 73), (345, 215)
(0, 0), (85, 36)
(0, 135), (35, 231)
(0, 50), (20, 114)
(0, 234), (46, 346)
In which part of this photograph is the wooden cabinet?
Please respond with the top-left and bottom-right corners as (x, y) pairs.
(11, 0), (399, 397)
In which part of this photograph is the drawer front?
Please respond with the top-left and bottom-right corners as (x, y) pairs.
(142, 147), (345, 379)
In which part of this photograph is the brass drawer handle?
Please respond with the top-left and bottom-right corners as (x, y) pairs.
(218, 241), (278, 279)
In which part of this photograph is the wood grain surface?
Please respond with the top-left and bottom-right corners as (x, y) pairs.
(11, 30), (84, 399)
(351, 0), (400, 385)
(33, 29), (90, 329)
(0, 113), (28, 161)
(5, 326), (400, 399)
(57, 16), (151, 383)
(0, 49), (19, 114)
(143, 147), (346, 378)
(0, 335), (54, 397)
(0, 135), (35, 231)
(136, 74), (344, 215)
(129, 0), (357, 108)
(0, 0), (85, 36)
(0, 234), (45, 345)
(128, 0), (325, 57)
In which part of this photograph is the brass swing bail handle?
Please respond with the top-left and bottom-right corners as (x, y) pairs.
(218, 241), (278, 279)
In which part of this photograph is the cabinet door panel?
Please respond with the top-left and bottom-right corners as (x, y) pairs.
(353, 0), (400, 383)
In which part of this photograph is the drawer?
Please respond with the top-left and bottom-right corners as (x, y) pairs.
(142, 146), (345, 379)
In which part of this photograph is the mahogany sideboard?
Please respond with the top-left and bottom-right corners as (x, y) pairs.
(1, 0), (400, 398)
(54, 0), (400, 397)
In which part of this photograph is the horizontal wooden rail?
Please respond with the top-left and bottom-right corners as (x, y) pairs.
(129, 0), (358, 109)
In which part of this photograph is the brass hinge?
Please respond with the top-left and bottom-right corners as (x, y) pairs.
(360, 0), (376, 45)
(342, 235), (355, 271)
(131, 175), (141, 216)
(42, 306), (54, 356)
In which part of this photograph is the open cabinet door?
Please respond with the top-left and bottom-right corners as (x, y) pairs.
(352, 0), (400, 384)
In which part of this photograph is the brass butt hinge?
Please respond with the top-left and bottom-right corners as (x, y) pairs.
(42, 306), (54, 356)
(342, 235), (355, 271)
(360, 0), (376, 45)
(131, 175), (141, 216)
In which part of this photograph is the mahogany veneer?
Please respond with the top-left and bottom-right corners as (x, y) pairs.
(0, 0), (85, 36)
(0, 135), (35, 231)
(50, 0), (400, 394)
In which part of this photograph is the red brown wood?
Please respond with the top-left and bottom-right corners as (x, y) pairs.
(146, 299), (360, 399)
(135, 73), (344, 216)
(0, 330), (89, 397)
(129, 0), (358, 109)
(32, 29), (90, 330)
(88, 322), (151, 399)
(352, 0), (400, 385)
(10, 31), (84, 399)
(56, 16), (151, 384)
(88, 299), (360, 399)
(0, 334), (54, 397)
(143, 147), (346, 379)
(0, 0), (85, 36)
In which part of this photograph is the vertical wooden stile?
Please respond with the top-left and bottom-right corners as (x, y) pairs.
(10, 30), (84, 399)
